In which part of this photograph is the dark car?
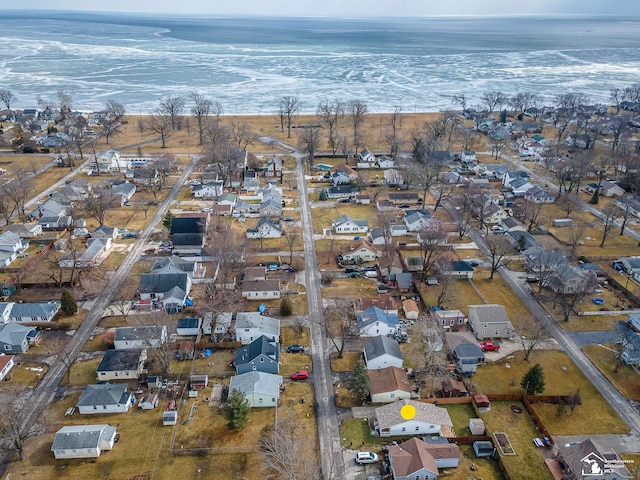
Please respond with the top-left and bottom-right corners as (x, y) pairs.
(345, 267), (359, 274)
(348, 272), (361, 278)
(286, 345), (305, 353)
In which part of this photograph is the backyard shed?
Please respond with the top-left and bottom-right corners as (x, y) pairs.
(474, 394), (491, 411)
(189, 374), (208, 390)
(473, 441), (495, 458)
(469, 418), (485, 436)
(163, 410), (178, 426)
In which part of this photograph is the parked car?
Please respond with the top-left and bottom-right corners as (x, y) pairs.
(491, 226), (506, 234)
(286, 345), (305, 353)
(123, 232), (138, 239)
(353, 236), (361, 240)
(348, 272), (361, 278)
(345, 267), (359, 274)
(337, 199), (351, 204)
(479, 341), (500, 352)
(355, 452), (379, 464)
(291, 370), (308, 380)
(526, 275), (539, 283)
(376, 284), (389, 294)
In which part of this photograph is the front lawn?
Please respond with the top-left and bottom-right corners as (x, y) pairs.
(582, 344), (640, 400)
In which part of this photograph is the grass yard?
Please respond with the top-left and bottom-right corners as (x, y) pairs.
(322, 277), (378, 298)
(30, 167), (70, 198)
(444, 402), (477, 437)
(418, 278), (484, 312)
(3, 361), (48, 387)
(582, 344), (640, 400)
(472, 350), (628, 435)
(311, 203), (378, 235)
(556, 313), (627, 332)
(471, 269), (534, 321)
(479, 402), (554, 480)
(63, 357), (101, 386)
(330, 351), (362, 372)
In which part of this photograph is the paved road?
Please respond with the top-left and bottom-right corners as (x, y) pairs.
(500, 266), (640, 437)
(2, 154), (199, 472)
(296, 155), (346, 480)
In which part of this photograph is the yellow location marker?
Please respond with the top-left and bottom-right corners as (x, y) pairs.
(400, 403), (416, 420)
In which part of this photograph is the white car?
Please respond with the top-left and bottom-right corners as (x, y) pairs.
(355, 452), (379, 464)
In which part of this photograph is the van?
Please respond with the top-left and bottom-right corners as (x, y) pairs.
(364, 270), (378, 278)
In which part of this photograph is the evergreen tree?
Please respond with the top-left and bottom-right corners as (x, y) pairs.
(162, 210), (173, 232)
(521, 363), (545, 395)
(319, 189), (328, 201)
(280, 297), (293, 316)
(348, 359), (370, 405)
(60, 289), (78, 315)
(224, 388), (251, 430)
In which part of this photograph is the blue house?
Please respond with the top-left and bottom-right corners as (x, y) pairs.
(235, 335), (280, 374)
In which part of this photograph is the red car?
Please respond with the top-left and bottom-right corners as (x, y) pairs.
(480, 341), (501, 352)
(291, 370), (309, 380)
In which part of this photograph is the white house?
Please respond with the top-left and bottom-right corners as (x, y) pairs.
(404, 210), (436, 233)
(461, 150), (476, 163)
(4, 222), (43, 238)
(384, 168), (405, 186)
(388, 438), (461, 480)
(96, 349), (147, 381)
(241, 279), (281, 300)
(467, 304), (513, 339)
(0, 354), (14, 382)
(364, 335), (403, 370)
(246, 217), (282, 239)
(369, 366), (412, 403)
(0, 231), (28, 267)
(229, 371), (283, 408)
(357, 148), (376, 168)
(7, 301), (60, 322)
(192, 181), (224, 199)
(374, 399), (453, 437)
(76, 384), (135, 415)
(332, 215), (369, 234)
(113, 326), (167, 350)
(51, 425), (117, 459)
(377, 155), (395, 169)
(235, 312), (280, 344)
(358, 307), (399, 338)
(339, 239), (379, 263)
(524, 186), (555, 204)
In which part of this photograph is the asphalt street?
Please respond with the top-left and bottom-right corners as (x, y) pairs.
(2, 154), (198, 473)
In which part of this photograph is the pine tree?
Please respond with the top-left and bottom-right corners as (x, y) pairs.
(521, 363), (545, 395)
(60, 289), (78, 315)
(224, 389), (251, 430)
(162, 211), (173, 232)
(348, 359), (370, 405)
(280, 297), (293, 316)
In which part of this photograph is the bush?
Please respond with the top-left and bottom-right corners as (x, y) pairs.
(22, 146), (36, 154)
(280, 297), (293, 316)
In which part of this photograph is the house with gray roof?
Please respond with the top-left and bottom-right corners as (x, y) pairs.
(374, 399), (453, 437)
(0, 231), (28, 267)
(326, 185), (360, 199)
(547, 263), (597, 295)
(332, 215), (369, 234)
(29, 199), (67, 220)
(51, 424), (118, 459)
(96, 349), (147, 381)
(364, 335), (403, 370)
(172, 232), (205, 255)
(246, 217), (282, 239)
(558, 438), (631, 479)
(524, 185), (555, 204)
(7, 301), (60, 322)
(114, 325), (167, 350)
(0, 322), (36, 353)
(506, 230), (541, 251)
(59, 237), (112, 268)
(111, 181), (136, 203)
(176, 317), (202, 336)
(235, 312), (280, 344)
(37, 215), (73, 230)
(235, 335), (279, 374)
(151, 256), (199, 278)
(139, 272), (192, 313)
(468, 304), (513, 340)
(92, 225), (118, 240)
(404, 210), (436, 232)
(618, 316), (640, 366)
(77, 384), (135, 414)
(453, 343), (485, 375)
(4, 222), (42, 239)
(358, 307), (399, 338)
(229, 371), (283, 407)
(241, 279), (281, 301)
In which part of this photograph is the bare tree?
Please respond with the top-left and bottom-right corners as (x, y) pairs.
(452, 93), (467, 112)
(554, 281), (595, 322)
(450, 192), (474, 238)
(284, 227), (300, 266)
(63, 114), (89, 160)
(0, 188), (16, 223)
(482, 91), (507, 113)
(599, 203), (619, 248)
(297, 126), (322, 168)
(57, 90), (74, 113)
(485, 234), (512, 279)
(0, 388), (44, 461)
(385, 106), (403, 158)
(131, 312), (174, 375)
(512, 314), (548, 361)
(230, 120), (254, 149)
(566, 222), (588, 259)
(554, 92), (587, 142)
(519, 200), (545, 232)
(317, 99), (344, 155)
(610, 87), (625, 115)
(159, 95), (185, 130)
(84, 187), (119, 226)
(348, 99), (368, 155)
(112, 279), (138, 321)
(189, 92), (212, 145)
(4, 172), (32, 220)
(434, 265), (453, 307)
(0, 89), (16, 110)
(324, 299), (354, 359)
(259, 418), (322, 480)
(147, 108), (172, 148)
(279, 96), (299, 138)
(418, 223), (449, 282)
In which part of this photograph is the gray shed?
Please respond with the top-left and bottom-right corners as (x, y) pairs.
(163, 410), (178, 426)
